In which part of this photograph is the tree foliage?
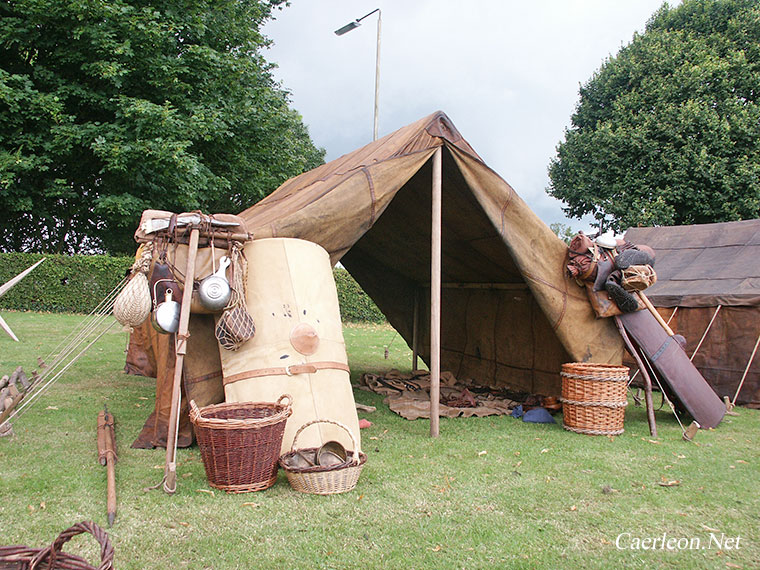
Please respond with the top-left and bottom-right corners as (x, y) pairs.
(548, 0), (760, 231)
(0, 0), (325, 254)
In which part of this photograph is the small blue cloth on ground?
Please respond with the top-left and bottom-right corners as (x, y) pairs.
(522, 407), (556, 424)
(511, 404), (524, 418)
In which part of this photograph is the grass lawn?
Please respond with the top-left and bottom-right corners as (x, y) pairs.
(0, 312), (758, 569)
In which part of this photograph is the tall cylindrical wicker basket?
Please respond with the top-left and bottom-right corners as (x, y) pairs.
(560, 363), (629, 436)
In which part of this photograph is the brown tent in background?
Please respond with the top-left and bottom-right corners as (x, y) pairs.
(239, 111), (622, 396)
(625, 220), (760, 408)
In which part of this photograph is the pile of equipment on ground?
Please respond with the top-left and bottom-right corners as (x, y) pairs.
(565, 230), (726, 438)
(110, 210), (366, 496)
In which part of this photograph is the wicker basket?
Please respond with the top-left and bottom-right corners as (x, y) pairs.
(0, 521), (113, 570)
(189, 395), (292, 493)
(560, 363), (629, 436)
(279, 419), (366, 495)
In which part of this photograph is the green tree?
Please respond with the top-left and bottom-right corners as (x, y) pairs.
(0, 0), (325, 254)
(549, 222), (577, 244)
(548, 0), (760, 231)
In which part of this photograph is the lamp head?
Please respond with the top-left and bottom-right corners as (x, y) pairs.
(335, 20), (361, 35)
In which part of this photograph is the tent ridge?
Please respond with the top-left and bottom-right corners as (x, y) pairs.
(499, 188), (515, 235)
(361, 166), (377, 226)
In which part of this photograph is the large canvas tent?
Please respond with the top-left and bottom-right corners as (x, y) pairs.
(625, 220), (760, 408)
(239, 111), (622, 397)
(127, 111), (625, 445)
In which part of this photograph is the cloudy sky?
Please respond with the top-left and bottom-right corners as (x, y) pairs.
(262, 0), (671, 231)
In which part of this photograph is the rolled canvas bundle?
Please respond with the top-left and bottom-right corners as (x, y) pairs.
(220, 238), (360, 454)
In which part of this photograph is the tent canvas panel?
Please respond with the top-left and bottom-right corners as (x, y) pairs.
(240, 112), (623, 395)
(448, 145), (623, 367)
(658, 306), (760, 407)
(625, 220), (760, 307)
(625, 220), (760, 407)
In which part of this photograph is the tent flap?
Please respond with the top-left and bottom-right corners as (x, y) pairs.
(238, 111), (623, 395)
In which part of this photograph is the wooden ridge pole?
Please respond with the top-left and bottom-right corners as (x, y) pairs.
(430, 147), (442, 437)
(163, 227), (200, 494)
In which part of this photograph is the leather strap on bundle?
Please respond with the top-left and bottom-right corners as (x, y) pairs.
(223, 361), (351, 386)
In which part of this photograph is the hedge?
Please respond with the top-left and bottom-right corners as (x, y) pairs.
(333, 267), (386, 323)
(0, 253), (133, 313)
(0, 253), (386, 322)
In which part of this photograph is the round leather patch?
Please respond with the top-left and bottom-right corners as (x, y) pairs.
(290, 322), (320, 355)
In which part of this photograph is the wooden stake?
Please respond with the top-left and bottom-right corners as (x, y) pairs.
(163, 228), (200, 494)
(430, 147), (442, 438)
(97, 407), (117, 526)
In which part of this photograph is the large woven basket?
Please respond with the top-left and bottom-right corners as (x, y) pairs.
(560, 363), (629, 436)
(0, 521), (113, 570)
(190, 395), (292, 493)
(279, 419), (366, 495)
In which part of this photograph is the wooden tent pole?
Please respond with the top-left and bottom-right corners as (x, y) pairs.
(430, 147), (442, 437)
(0, 257), (46, 341)
(0, 314), (19, 343)
(163, 227), (200, 494)
(614, 316), (657, 437)
(690, 305), (721, 362)
(732, 330), (760, 407)
(412, 287), (419, 370)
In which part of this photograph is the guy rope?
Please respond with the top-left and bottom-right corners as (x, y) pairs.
(0, 271), (130, 431)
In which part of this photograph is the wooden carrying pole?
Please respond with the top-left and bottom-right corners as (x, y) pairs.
(163, 227), (200, 494)
(97, 407), (117, 526)
(637, 291), (675, 337)
(430, 147), (442, 437)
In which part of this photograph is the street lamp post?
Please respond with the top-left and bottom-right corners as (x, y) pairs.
(335, 9), (382, 141)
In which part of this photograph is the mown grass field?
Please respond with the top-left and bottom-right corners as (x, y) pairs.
(0, 313), (758, 569)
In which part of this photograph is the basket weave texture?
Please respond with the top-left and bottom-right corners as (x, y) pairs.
(0, 521), (114, 570)
(279, 419), (366, 495)
(190, 396), (292, 493)
(560, 363), (629, 436)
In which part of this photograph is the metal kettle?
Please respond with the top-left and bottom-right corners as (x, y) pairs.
(152, 280), (180, 334)
(197, 256), (231, 311)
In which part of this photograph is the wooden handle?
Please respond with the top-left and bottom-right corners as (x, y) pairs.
(106, 460), (116, 526)
(164, 228), (200, 494)
(637, 291), (674, 336)
(290, 419), (362, 464)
